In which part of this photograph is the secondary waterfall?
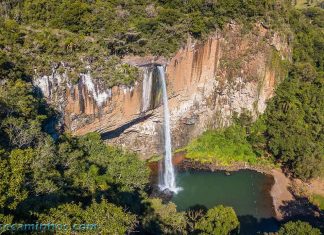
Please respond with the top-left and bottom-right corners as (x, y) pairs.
(142, 68), (153, 112)
(158, 66), (181, 193)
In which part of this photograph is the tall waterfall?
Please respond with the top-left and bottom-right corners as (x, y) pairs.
(158, 66), (180, 193)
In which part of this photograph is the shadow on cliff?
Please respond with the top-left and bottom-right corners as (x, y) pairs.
(101, 113), (153, 140)
(34, 86), (62, 140)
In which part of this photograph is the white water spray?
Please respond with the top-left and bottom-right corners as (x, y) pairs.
(158, 66), (181, 193)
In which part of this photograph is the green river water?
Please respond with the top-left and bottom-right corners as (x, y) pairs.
(171, 169), (279, 234)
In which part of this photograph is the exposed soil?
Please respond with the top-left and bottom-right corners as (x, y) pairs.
(270, 169), (294, 220)
(310, 178), (324, 195)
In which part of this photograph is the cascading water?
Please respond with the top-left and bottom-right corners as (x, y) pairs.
(141, 68), (153, 112)
(158, 66), (181, 193)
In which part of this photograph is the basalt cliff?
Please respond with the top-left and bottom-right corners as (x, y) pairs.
(34, 23), (291, 158)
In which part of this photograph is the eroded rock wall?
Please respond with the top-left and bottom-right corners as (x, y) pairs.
(34, 23), (291, 158)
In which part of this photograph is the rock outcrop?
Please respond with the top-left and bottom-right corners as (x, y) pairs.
(34, 23), (291, 158)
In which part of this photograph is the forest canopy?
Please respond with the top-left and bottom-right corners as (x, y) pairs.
(0, 0), (289, 86)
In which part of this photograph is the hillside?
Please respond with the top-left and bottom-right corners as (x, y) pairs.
(0, 0), (323, 234)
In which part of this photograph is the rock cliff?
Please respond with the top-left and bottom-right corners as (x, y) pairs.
(34, 23), (291, 158)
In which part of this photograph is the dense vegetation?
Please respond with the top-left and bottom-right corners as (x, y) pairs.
(0, 0), (288, 87)
(265, 7), (324, 180)
(0, 64), (147, 233)
(0, 58), (243, 233)
(0, 0), (323, 234)
(180, 116), (275, 167)
(278, 221), (321, 235)
(183, 6), (324, 180)
(1, 0), (287, 55)
(194, 205), (239, 235)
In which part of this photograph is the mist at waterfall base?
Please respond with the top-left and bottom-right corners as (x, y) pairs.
(157, 66), (181, 194)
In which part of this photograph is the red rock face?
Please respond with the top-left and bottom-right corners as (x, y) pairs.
(35, 23), (291, 158)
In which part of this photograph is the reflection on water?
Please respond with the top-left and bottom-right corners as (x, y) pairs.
(171, 170), (279, 234)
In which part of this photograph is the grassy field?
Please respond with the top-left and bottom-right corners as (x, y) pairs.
(178, 125), (275, 167)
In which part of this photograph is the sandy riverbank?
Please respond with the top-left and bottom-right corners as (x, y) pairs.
(270, 168), (294, 219)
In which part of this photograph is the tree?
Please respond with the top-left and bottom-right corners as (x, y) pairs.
(0, 130), (151, 229)
(143, 198), (187, 234)
(0, 78), (47, 150)
(265, 8), (324, 180)
(195, 205), (239, 235)
(2, 116), (44, 148)
(278, 221), (321, 235)
(31, 137), (60, 194)
(266, 76), (324, 179)
(0, 148), (35, 215)
(57, 133), (150, 194)
(39, 199), (137, 235)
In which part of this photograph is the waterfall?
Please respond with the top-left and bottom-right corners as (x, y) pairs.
(158, 66), (181, 193)
(142, 68), (153, 112)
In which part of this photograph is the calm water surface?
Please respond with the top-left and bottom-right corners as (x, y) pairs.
(171, 169), (279, 234)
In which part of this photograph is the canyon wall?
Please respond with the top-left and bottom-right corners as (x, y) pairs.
(34, 23), (291, 158)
